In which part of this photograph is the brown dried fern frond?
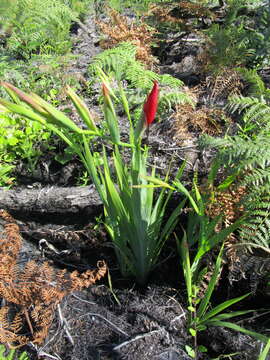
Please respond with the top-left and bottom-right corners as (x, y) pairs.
(176, 1), (215, 19)
(0, 308), (28, 346)
(148, 3), (185, 25)
(97, 8), (158, 67)
(174, 103), (228, 141)
(202, 184), (247, 272)
(0, 209), (21, 280)
(206, 69), (244, 103)
(0, 210), (107, 347)
(205, 185), (246, 223)
(148, 1), (215, 28)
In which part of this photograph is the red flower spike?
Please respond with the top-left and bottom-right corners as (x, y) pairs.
(143, 81), (159, 127)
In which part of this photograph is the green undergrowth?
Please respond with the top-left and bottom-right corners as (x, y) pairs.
(98, 0), (164, 14)
(0, 345), (29, 360)
(0, 53), (82, 187)
(0, 0), (90, 186)
(0, 0), (91, 59)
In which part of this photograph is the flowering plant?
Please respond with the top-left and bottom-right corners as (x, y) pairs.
(0, 79), (185, 284)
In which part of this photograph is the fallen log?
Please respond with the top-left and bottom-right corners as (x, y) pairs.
(0, 186), (102, 221)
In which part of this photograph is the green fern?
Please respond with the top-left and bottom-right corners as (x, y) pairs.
(228, 95), (270, 136)
(89, 42), (157, 89)
(125, 61), (159, 89)
(236, 68), (270, 100)
(6, 0), (79, 58)
(238, 195), (270, 252)
(89, 42), (185, 89)
(0, 345), (29, 360)
(159, 91), (192, 112)
(201, 128), (270, 252)
(201, 133), (270, 176)
(89, 41), (192, 120)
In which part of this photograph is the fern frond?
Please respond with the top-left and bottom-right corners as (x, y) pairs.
(89, 42), (137, 76)
(228, 94), (270, 138)
(0, 210), (107, 347)
(236, 68), (267, 98)
(159, 91), (193, 111)
(6, 0), (77, 57)
(159, 74), (183, 88)
(199, 134), (237, 150)
(89, 41), (192, 119)
(228, 95), (263, 113)
(0, 344), (29, 360)
(201, 127), (270, 251)
(89, 41), (185, 90)
(239, 200), (270, 250)
(244, 102), (270, 125)
(125, 62), (159, 89)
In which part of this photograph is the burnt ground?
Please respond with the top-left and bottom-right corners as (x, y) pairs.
(1, 207), (269, 360)
(1, 5), (270, 360)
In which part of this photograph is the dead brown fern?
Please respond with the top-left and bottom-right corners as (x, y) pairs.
(205, 185), (246, 223)
(96, 8), (158, 67)
(203, 185), (247, 274)
(0, 209), (107, 348)
(175, 1), (215, 19)
(189, 184), (246, 295)
(173, 103), (228, 141)
(206, 69), (244, 103)
(148, 3), (185, 26)
(148, 1), (215, 29)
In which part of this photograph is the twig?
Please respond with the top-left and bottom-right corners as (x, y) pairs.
(57, 305), (74, 346)
(31, 343), (62, 360)
(113, 329), (162, 351)
(24, 309), (34, 335)
(166, 147), (199, 152)
(170, 313), (186, 324)
(77, 312), (129, 338)
(37, 351), (62, 360)
(71, 293), (96, 305)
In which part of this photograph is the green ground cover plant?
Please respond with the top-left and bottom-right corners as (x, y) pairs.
(0, 345), (29, 360)
(0, 0), (90, 59)
(0, 55), (72, 184)
(0, 0), (88, 185)
(0, 109), (51, 185)
(203, 0), (270, 71)
(0, 77), (55, 185)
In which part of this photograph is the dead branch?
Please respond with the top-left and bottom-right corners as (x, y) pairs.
(0, 186), (102, 218)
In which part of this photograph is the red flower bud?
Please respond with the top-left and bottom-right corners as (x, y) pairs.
(143, 81), (159, 126)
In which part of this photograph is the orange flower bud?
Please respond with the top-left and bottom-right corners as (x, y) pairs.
(102, 83), (110, 99)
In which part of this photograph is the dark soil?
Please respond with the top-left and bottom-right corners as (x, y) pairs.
(10, 212), (269, 360)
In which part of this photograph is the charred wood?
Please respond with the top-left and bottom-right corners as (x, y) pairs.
(0, 186), (102, 222)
